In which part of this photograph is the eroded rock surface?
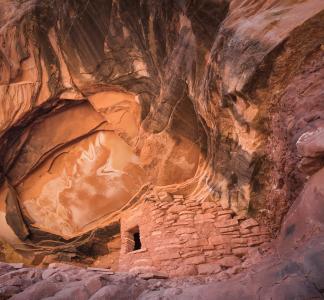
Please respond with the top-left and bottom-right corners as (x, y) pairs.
(0, 0), (324, 299)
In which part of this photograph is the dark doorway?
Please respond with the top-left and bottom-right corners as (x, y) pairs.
(133, 230), (141, 251)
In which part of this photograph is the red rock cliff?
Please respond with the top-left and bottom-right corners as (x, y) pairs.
(0, 0), (324, 299)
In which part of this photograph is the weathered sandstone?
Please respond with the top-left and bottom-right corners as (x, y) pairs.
(0, 0), (324, 299)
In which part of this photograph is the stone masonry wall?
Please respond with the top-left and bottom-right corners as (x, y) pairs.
(118, 192), (270, 277)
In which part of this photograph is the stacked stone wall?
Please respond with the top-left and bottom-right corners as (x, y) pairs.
(119, 192), (270, 276)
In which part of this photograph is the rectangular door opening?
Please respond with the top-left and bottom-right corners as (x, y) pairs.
(133, 230), (141, 251)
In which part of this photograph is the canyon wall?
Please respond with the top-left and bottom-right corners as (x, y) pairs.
(0, 0), (323, 292)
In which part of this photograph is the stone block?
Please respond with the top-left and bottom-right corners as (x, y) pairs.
(218, 255), (241, 268)
(215, 219), (238, 228)
(165, 214), (178, 221)
(181, 250), (201, 258)
(179, 210), (194, 215)
(232, 247), (249, 256)
(155, 217), (164, 224)
(184, 255), (206, 265)
(174, 220), (194, 226)
(194, 219), (215, 224)
(138, 271), (168, 280)
(158, 191), (173, 202)
(240, 228), (251, 234)
(164, 220), (176, 226)
(133, 259), (153, 266)
(163, 238), (180, 245)
(173, 194), (184, 199)
(218, 209), (234, 216)
(198, 263), (222, 275)
(179, 214), (194, 220)
(7, 263), (24, 269)
(204, 250), (223, 258)
(201, 202), (216, 210)
(168, 205), (186, 213)
(220, 226), (238, 233)
(194, 213), (215, 221)
(179, 233), (199, 241)
(217, 214), (232, 221)
(154, 245), (181, 251)
(248, 237), (266, 247)
(202, 245), (215, 250)
(155, 251), (180, 261)
(151, 230), (162, 236)
(240, 218), (259, 229)
(170, 265), (197, 277)
(251, 226), (261, 234)
(185, 238), (208, 248)
(208, 235), (224, 246)
(175, 227), (197, 235)
(231, 238), (247, 245)
(86, 267), (113, 273)
(129, 266), (156, 274)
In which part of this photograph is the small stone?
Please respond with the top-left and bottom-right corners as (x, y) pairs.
(240, 218), (259, 229)
(162, 237), (180, 245)
(184, 255), (206, 265)
(155, 251), (180, 261)
(151, 230), (162, 236)
(178, 210), (194, 215)
(215, 219), (238, 228)
(217, 214), (232, 221)
(168, 205), (186, 213)
(129, 266), (156, 274)
(48, 262), (72, 269)
(201, 202), (216, 210)
(208, 235), (224, 246)
(155, 217), (164, 224)
(158, 191), (173, 202)
(133, 259), (153, 266)
(232, 247), (249, 256)
(251, 226), (260, 234)
(220, 226), (238, 233)
(218, 255), (241, 268)
(240, 228), (251, 234)
(175, 227), (196, 235)
(198, 263), (222, 275)
(218, 209), (234, 216)
(170, 265), (197, 277)
(139, 271), (168, 280)
(165, 214), (178, 221)
(8, 263), (24, 269)
(87, 267), (114, 274)
(231, 237), (247, 244)
(194, 213), (215, 221)
(185, 238), (209, 247)
(181, 250), (201, 258)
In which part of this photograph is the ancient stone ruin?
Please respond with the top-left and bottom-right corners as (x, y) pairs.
(0, 0), (324, 299)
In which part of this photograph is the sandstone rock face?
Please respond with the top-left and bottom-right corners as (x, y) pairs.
(0, 0), (324, 298)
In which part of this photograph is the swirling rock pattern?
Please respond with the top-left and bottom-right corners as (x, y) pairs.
(0, 0), (324, 297)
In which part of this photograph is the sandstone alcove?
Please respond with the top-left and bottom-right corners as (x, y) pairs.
(0, 0), (324, 299)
